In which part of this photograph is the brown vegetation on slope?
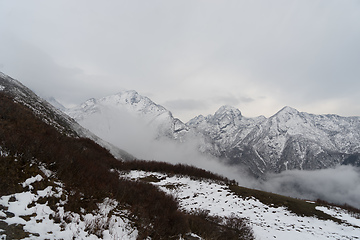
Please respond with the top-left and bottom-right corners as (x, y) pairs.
(0, 92), (253, 239)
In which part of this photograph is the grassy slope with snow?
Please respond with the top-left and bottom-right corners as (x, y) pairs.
(122, 170), (360, 240)
(0, 163), (138, 240)
(2, 167), (359, 239)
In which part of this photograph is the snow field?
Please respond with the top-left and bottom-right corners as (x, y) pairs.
(122, 170), (360, 240)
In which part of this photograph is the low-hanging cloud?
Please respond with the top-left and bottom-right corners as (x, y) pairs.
(70, 101), (360, 209)
(73, 104), (251, 183)
(97, 111), (360, 209)
(259, 165), (360, 209)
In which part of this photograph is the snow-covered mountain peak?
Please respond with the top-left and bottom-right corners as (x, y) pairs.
(203, 105), (244, 129)
(97, 90), (168, 116)
(66, 90), (190, 156)
(270, 106), (309, 132)
(67, 90), (169, 121)
(114, 90), (145, 105)
(275, 106), (300, 117)
(214, 105), (242, 118)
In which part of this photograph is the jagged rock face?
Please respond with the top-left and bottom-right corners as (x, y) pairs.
(188, 106), (360, 177)
(187, 106), (266, 153)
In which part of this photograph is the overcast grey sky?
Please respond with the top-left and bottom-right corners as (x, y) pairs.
(1, 0), (360, 121)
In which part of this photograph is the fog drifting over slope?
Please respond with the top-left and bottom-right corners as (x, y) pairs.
(68, 103), (360, 209)
(70, 104), (247, 182)
(133, 130), (360, 209)
(127, 125), (360, 209)
(259, 165), (360, 209)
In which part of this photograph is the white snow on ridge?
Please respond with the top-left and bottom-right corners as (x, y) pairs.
(122, 170), (360, 240)
(0, 173), (138, 240)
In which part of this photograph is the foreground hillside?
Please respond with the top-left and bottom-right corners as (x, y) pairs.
(122, 170), (360, 240)
(1, 72), (359, 239)
(0, 73), (253, 239)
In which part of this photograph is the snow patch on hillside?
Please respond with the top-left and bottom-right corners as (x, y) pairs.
(316, 206), (360, 227)
(121, 170), (360, 240)
(22, 174), (43, 189)
(0, 173), (138, 239)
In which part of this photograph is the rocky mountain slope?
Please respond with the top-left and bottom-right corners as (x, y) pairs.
(189, 105), (360, 177)
(0, 72), (133, 161)
(67, 90), (360, 178)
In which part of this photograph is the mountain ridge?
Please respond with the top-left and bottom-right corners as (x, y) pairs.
(0, 72), (133, 161)
(191, 102), (360, 176)
(65, 89), (360, 177)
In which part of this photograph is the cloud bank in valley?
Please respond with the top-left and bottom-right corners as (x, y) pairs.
(74, 102), (360, 209)
(73, 103), (247, 182)
(260, 165), (360, 209)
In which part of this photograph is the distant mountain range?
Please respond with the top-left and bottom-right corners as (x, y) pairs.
(65, 90), (360, 178)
